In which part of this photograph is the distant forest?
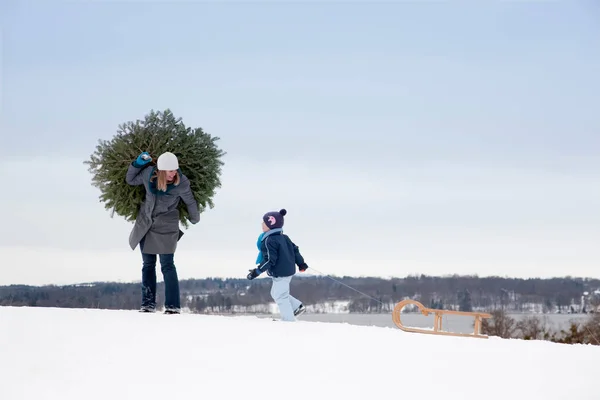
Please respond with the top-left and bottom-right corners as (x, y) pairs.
(2, 274), (600, 315)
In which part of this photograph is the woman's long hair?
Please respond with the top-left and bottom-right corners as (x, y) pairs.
(151, 169), (180, 192)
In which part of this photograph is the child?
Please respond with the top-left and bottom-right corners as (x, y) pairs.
(247, 208), (308, 321)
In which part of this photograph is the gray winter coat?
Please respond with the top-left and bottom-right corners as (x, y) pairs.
(125, 162), (200, 254)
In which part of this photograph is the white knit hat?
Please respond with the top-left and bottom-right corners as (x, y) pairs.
(157, 152), (179, 171)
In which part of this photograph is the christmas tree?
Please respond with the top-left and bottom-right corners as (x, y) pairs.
(84, 109), (226, 227)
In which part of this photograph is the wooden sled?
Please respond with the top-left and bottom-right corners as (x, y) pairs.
(392, 299), (492, 339)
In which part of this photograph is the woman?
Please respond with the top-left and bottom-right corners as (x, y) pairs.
(126, 151), (200, 314)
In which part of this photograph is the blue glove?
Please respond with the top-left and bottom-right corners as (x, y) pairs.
(134, 152), (152, 167)
(247, 268), (260, 280)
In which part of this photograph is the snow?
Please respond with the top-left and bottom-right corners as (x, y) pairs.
(1, 306), (598, 400)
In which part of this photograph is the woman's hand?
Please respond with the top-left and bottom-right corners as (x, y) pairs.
(135, 152), (152, 166)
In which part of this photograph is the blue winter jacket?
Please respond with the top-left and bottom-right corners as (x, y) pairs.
(256, 229), (305, 278)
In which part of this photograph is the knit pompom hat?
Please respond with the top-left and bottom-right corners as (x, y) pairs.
(262, 209), (287, 229)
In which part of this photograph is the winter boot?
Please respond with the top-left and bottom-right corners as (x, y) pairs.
(294, 304), (306, 317)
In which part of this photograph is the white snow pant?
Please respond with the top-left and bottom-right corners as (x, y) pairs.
(271, 276), (302, 321)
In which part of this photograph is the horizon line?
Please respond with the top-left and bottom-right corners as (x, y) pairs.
(3, 273), (600, 288)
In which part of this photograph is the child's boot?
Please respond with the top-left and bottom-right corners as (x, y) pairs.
(294, 304), (306, 316)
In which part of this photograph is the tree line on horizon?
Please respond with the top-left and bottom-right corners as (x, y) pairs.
(2, 274), (599, 315)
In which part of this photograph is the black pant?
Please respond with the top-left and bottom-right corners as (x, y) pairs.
(140, 239), (180, 310)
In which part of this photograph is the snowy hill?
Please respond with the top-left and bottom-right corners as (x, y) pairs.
(1, 306), (598, 400)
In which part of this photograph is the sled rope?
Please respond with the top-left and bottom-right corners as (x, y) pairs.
(308, 267), (385, 305)
(585, 325), (600, 345)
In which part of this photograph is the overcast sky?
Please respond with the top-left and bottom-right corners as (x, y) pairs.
(1, 1), (599, 286)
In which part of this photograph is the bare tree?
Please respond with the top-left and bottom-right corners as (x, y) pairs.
(516, 316), (552, 340)
(482, 309), (517, 338)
